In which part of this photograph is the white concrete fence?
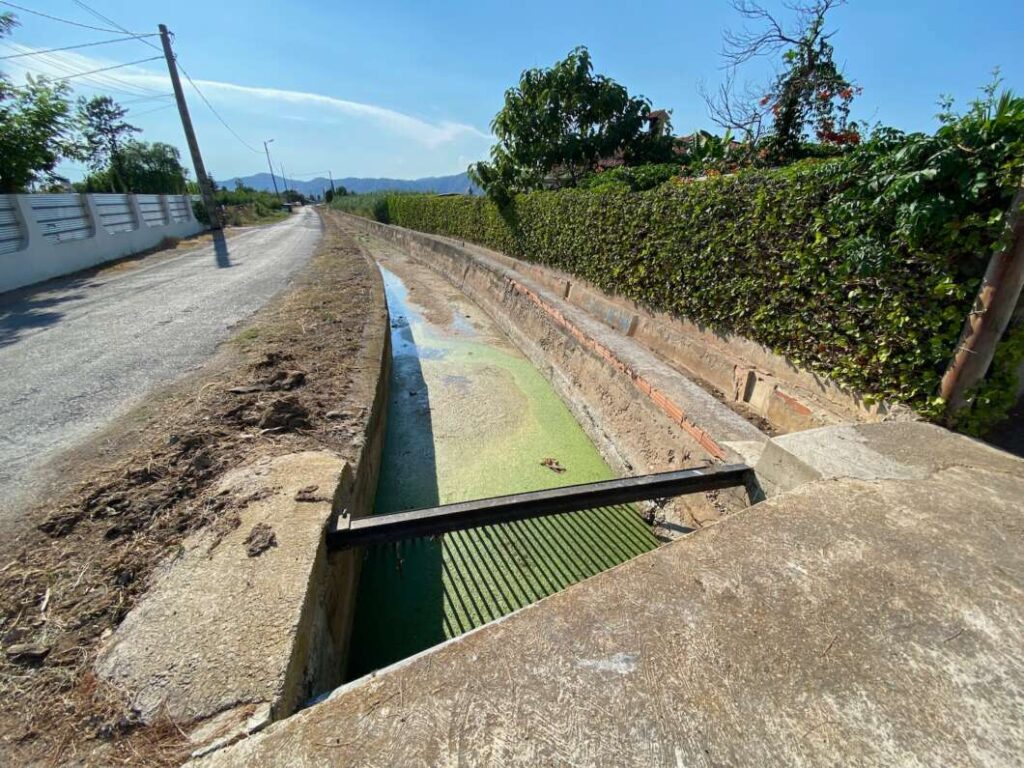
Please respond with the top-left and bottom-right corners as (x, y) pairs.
(0, 193), (205, 294)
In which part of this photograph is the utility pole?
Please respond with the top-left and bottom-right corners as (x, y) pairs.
(328, 170), (336, 196)
(158, 24), (220, 229)
(263, 139), (281, 201)
(280, 164), (291, 201)
(940, 183), (1024, 413)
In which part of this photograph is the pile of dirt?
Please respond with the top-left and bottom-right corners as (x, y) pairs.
(0, 214), (383, 766)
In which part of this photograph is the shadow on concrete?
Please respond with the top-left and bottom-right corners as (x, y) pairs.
(212, 230), (232, 268)
(0, 282), (88, 349)
(985, 394), (1024, 459)
(345, 293), (444, 681)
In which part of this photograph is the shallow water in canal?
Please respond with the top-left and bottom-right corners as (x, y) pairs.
(345, 243), (657, 680)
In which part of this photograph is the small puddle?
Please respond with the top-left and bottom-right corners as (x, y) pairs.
(345, 257), (657, 680)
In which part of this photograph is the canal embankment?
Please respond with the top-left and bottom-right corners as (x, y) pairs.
(62, 207), (796, 763)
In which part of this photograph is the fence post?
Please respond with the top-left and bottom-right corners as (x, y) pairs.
(940, 184), (1024, 413)
(10, 194), (36, 249)
(127, 193), (143, 231)
(158, 194), (172, 226)
(81, 193), (104, 241)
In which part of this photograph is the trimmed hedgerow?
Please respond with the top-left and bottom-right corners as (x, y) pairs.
(386, 114), (1024, 422)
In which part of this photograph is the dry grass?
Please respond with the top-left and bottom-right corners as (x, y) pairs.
(0, 215), (380, 766)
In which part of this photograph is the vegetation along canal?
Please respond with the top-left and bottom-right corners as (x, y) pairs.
(345, 234), (658, 679)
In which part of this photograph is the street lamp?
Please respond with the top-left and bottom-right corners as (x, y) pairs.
(263, 139), (281, 201)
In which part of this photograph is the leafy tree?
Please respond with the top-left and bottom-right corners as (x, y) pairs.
(324, 185), (350, 204)
(0, 12), (11, 91)
(470, 46), (674, 201)
(0, 13), (79, 192)
(704, 0), (860, 162)
(77, 95), (140, 192)
(77, 140), (190, 194)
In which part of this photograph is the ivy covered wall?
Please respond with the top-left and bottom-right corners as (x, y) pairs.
(384, 134), (1023, 427)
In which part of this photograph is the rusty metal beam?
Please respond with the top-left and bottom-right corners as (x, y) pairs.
(327, 464), (751, 550)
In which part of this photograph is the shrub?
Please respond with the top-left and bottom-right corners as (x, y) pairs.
(578, 163), (682, 192)
(386, 96), (1024, 423)
(331, 191), (413, 222)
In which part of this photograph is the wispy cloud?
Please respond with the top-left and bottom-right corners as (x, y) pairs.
(180, 77), (490, 148)
(3, 44), (489, 148)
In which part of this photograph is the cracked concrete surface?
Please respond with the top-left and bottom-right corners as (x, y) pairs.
(95, 452), (349, 736)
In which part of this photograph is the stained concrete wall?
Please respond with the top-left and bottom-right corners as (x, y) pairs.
(0, 193), (203, 294)
(343, 216), (912, 433)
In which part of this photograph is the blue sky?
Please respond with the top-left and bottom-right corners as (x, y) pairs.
(4, 0), (1023, 184)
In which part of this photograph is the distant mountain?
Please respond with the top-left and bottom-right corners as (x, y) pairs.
(218, 172), (479, 197)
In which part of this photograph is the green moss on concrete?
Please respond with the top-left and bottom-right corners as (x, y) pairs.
(347, 266), (658, 679)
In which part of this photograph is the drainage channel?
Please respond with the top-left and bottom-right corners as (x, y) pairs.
(343, 245), (659, 681)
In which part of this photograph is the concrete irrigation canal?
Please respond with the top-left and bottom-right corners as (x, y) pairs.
(346, 239), (658, 679)
(80, 214), (1024, 766)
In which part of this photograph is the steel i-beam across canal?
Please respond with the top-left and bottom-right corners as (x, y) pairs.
(327, 463), (752, 550)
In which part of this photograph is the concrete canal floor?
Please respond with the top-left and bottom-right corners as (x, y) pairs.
(346, 234), (658, 679)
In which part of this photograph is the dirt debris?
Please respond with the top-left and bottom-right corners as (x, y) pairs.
(255, 395), (311, 431)
(294, 484), (324, 502)
(228, 368), (306, 394)
(243, 523), (277, 557)
(0, 212), (382, 766)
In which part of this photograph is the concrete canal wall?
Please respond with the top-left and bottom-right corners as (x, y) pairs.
(341, 214), (900, 434)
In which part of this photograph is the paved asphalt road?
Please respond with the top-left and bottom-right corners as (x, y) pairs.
(0, 207), (322, 529)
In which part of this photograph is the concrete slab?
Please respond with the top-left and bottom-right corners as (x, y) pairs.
(195, 424), (1024, 767)
(756, 420), (1023, 493)
(95, 451), (350, 745)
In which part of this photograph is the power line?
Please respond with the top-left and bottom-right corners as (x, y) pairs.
(64, 3), (261, 157)
(177, 62), (261, 154)
(1, 42), (174, 101)
(120, 93), (174, 104)
(0, 1), (147, 36)
(0, 35), (158, 61)
(72, 0), (162, 52)
(128, 103), (175, 118)
(52, 56), (162, 83)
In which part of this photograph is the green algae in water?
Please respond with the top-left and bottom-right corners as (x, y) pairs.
(346, 265), (658, 680)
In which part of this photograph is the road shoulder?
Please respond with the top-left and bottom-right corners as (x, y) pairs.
(0, 211), (387, 766)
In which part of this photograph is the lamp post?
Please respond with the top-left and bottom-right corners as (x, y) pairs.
(263, 139), (281, 201)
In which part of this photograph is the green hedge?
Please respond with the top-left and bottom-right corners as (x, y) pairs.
(386, 150), (1023, 421)
(330, 191), (392, 222)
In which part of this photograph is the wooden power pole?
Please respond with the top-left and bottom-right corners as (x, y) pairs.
(280, 164), (291, 200)
(940, 184), (1024, 413)
(159, 24), (220, 229)
(328, 170), (336, 196)
(264, 140), (281, 201)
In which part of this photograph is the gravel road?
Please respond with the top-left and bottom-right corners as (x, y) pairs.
(0, 207), (322, 527)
